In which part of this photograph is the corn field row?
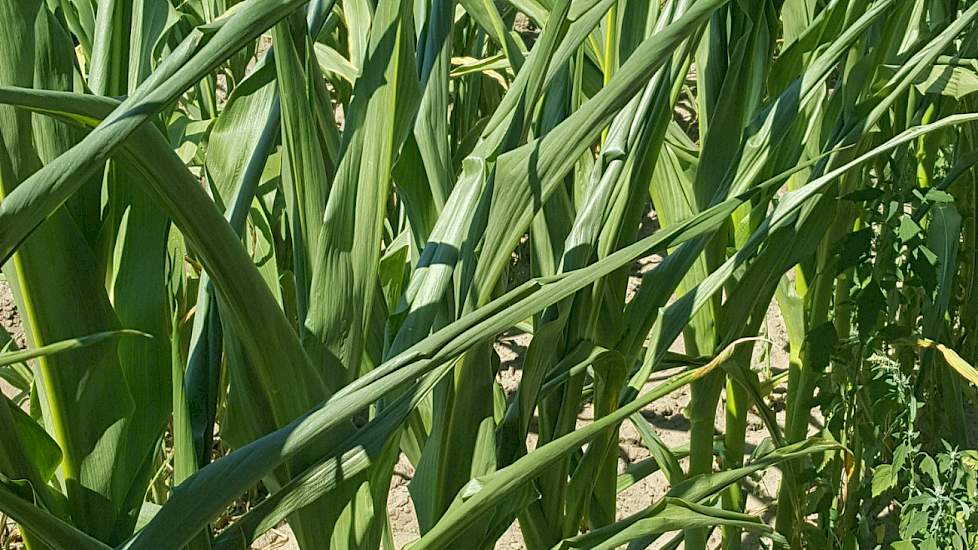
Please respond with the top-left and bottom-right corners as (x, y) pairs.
(1, 0), (978, 548)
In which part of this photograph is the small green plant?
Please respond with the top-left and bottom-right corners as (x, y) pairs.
(893, 445), (978, 549)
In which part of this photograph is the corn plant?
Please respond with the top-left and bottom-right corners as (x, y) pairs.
(1, 0), (978, 549)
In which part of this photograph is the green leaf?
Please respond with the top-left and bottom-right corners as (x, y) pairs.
(0, 476), (109, 550)
(0, 330), (149, 368)
(912, 61), (978, 99)
(568, 438), (839, 550)
(551, 498), (787, 550)
(898, 216), (922, 242)
(871, 464), (896, 497)
(0, 3), (140, 539)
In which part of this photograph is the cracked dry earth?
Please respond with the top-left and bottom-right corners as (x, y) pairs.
(0, 279), (24, 401)
(0, 266), (810, 549)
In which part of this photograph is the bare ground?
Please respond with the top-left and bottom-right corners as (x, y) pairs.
(0, 278), (23, 401)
